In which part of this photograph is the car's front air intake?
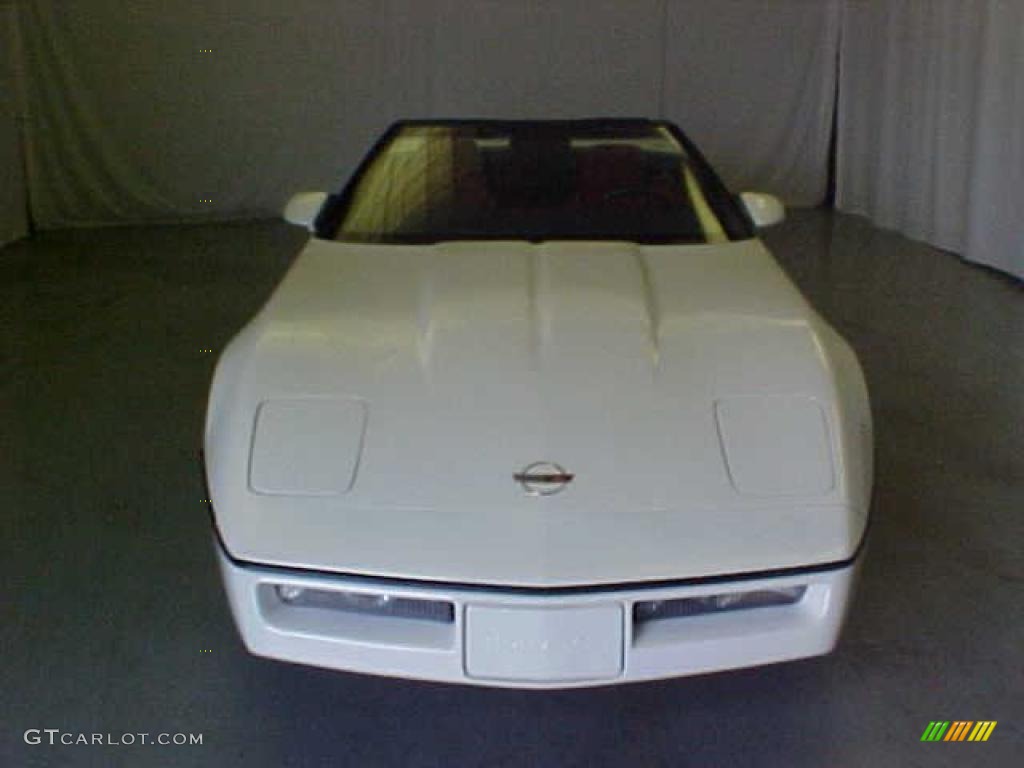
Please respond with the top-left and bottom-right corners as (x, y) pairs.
(265, 583), (455, 623)
(633, 586), (807, 624)
(256, 583), (457, 652)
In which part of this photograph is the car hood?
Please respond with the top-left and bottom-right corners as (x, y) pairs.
(205, 238), (871, 587)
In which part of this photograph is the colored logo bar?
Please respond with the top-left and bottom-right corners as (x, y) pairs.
(921, 721), (997, 742)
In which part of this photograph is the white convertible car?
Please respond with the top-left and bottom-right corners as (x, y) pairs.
(205, 119), (872, 688)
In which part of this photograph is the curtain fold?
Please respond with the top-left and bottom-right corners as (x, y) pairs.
(0, 1), (28, 246)
(663, 0), (842, 206)
(837, 0), (1024, 279)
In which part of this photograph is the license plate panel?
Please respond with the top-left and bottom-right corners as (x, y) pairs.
(464, 603), (623, 683)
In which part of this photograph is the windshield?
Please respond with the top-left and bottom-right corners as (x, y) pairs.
(317, 120), (753, 245)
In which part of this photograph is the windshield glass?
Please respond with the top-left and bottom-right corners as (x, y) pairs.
(319, 121), (752, 244)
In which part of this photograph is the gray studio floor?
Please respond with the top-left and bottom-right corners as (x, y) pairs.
(3, 209), (1021, 767)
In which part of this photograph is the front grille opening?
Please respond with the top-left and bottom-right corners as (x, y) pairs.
(633, 586), (807, 624)
(267, 584), (455, 624)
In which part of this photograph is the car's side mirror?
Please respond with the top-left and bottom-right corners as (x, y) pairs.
(739, 192), (785, 229)
(283, 191), (328, 231)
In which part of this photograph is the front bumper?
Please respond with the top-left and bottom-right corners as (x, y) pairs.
(216, 541), (860, 689)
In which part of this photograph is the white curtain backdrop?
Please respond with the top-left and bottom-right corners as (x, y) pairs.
(14, 0), (840, 230)
(837, 0), (1024, 279)
(664, 0), (841, 207)
(0, 1), (28, 246)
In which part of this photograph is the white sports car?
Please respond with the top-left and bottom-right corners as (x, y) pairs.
(205, 119), (872, 688)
